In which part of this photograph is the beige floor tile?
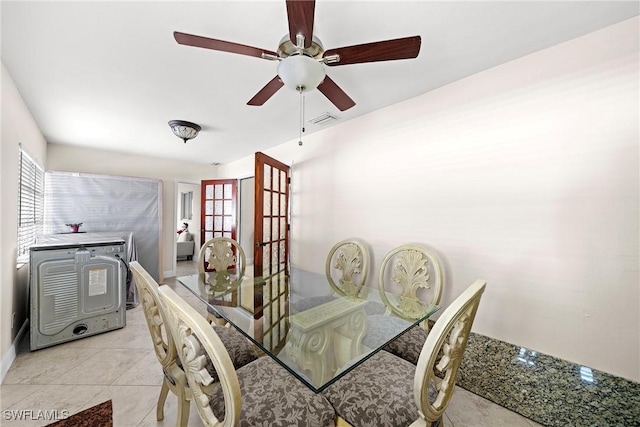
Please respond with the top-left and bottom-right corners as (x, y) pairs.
(57, 348), (148, 385)
(112, 351), (164, 386)
(124, 305), (151, 327)
(63, 324), (153, 351)
(0, 384), (39, 410)
(2, 346), (101, 385)
(58, 327), (129, 350)
(82, 385), (160, 427)
(0, 384), (106, 427)
(137, 392), (205, 427)
(106, 325), (155, 349)
(445, 386), (543, 427)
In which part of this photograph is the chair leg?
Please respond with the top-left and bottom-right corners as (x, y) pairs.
(176, 390), (190, 427)
(207, 312), (227, 326)
(157, 378), (170, 421)
(419, 319), (431, 333)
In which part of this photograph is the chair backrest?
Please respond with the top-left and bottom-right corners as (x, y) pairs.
(377, 244), (444, 320)
(129, 261), (178, 369)
(158, 285), (241, 427)
(325, 238), (370, 298)
(413, 279), (486, 423)
(198, 237), (247, 279)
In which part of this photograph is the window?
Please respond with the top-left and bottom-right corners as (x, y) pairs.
(180, 191), (193, 220)
(17, 147), (44, 262)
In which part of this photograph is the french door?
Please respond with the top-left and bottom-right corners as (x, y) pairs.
(254, 152), (290, 278)
(253, 152), (290, 352)
(200, 179), (237, 243)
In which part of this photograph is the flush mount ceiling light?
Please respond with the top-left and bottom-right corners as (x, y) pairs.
(168, 120), (201, 143)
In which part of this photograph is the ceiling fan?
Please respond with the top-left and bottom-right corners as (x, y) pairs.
(174, 0), (421, 111)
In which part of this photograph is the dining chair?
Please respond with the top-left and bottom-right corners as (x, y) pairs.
(366, 244), (444, 364)
(198, 237), (247, 276)
(130, 261), (258, 427)
(291, 238), (370, 312)
(158, 284), (337, 427)
(198, 237), (247, 325)
(323, 279), (486, 427)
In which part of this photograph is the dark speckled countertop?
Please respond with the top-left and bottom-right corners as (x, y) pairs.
(456, 333), (640, 427)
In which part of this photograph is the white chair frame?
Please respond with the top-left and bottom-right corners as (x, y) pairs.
(378, 244), (444, 325)
(130, 261), (191, 427)
(198, 237), (246, 325)
(159, 284), (243, 426)
(325, 238), (370, 298)
(414, 279), (486, 424)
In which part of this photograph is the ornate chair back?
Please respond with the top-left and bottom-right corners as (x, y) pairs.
(325, 238), (370, 298)
(198, 237), (246, 280)
(414, 279), (486, 423)
(158, 285), (242, 426)
(198, 237), (246, 325)
(378, 244), (444, 322)
(130, 261), (190, 425)
(130, 261), (178, 372)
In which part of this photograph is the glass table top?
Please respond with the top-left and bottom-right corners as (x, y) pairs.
(177, 268), (440, 393)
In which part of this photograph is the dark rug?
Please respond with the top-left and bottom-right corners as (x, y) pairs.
(46, 400), (113, 427)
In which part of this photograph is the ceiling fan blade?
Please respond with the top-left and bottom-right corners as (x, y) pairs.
(325, 36), (421, 66)
(247, 76), (284, 106)
(317, 75), (355, 111)
(174, 31), (277, 59)
(286, 0), (315, 48)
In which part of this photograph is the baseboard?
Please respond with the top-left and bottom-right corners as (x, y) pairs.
(457, 332), (640, 426)
(164, 269), (176, 279)
(0, 319), (29, 384)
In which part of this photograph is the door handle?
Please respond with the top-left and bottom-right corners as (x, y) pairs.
(257, 242), (268, 247)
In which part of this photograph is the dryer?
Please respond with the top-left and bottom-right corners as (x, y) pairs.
(29, 233), (127, 350)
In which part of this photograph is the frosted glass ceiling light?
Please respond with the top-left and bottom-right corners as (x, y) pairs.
(168, 120), (201, 143)
(277, 54), (326, 92)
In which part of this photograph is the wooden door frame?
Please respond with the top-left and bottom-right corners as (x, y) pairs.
(253, 152), (291, 279)
(200, 179), (238, 245)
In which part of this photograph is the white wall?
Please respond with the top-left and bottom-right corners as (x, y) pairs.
(1, 63), (48, 381)
(219, 18), (640, 381)
(46, 144), (218, 279)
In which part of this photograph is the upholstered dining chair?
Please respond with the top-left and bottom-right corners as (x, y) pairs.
(323, 279), (486, 427)
(365, 244), (445, 364)
(291, 238), (370, 313)
(158, 284), (337, 427)
(198, 237), (247, 325)
(130, 261), (258, 427)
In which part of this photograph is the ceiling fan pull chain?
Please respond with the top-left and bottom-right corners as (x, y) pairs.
(298, 88), (305, 146)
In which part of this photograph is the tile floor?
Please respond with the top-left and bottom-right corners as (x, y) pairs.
(1, 261), (542, 427)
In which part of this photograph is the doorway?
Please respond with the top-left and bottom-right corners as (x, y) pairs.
(238, 177), (255, 265)
(176, 181), (200, 263)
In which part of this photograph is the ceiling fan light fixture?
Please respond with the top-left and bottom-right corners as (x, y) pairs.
(277, 54), (326, 92)
(168, 120), (201, 143)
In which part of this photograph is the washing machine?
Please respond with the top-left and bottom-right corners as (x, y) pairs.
(29, 233), (127, 350)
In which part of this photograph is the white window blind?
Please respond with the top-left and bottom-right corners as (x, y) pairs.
(17, 148), (44, 260)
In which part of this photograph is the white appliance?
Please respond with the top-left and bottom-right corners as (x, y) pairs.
(29, 233), (127, 350)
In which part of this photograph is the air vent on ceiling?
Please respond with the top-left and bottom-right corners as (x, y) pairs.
(307, 112), (340, 127)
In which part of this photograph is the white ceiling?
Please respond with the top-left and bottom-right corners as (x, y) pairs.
(2, 1), (638, 165)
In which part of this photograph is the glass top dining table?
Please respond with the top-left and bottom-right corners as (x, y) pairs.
(177, 268), (440, 393)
